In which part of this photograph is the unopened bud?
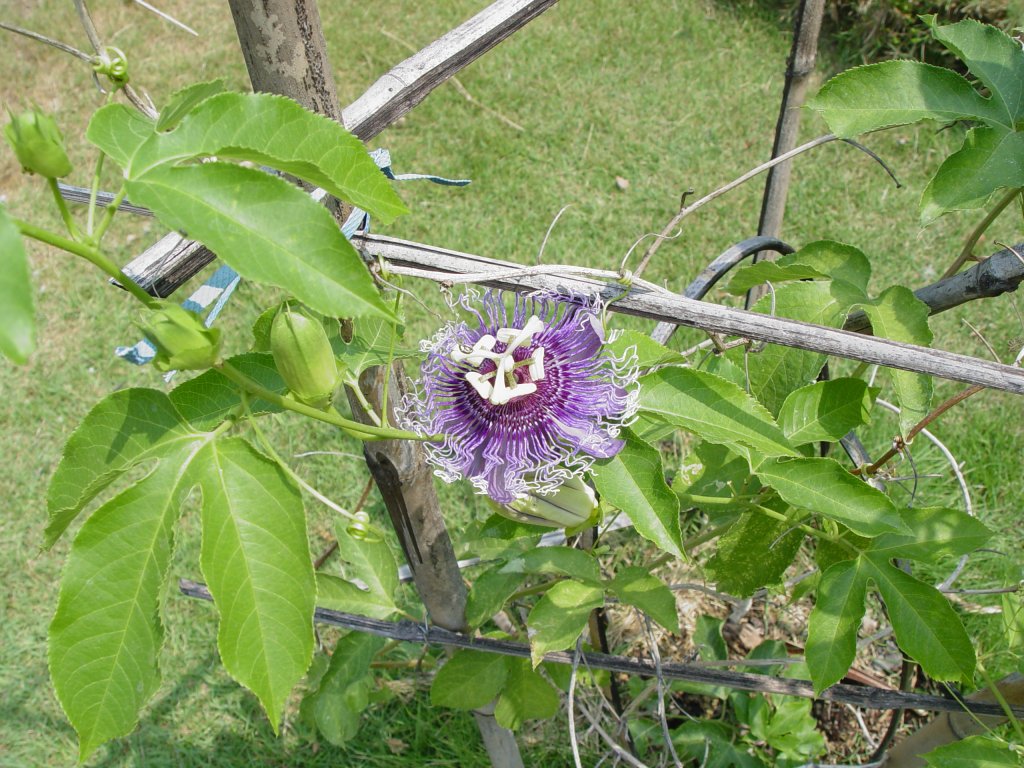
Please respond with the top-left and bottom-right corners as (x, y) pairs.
(270, 303), (339, 409)
(3, 107), (72, 178)
(137, 302), (222, 372)
(501, 475), (600, 529)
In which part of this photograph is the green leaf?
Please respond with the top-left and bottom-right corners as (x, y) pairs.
(921, 126), (1024, 222)
(130, 92), (407, 223)
(806, 559), (868, 694)
(756, 457), (905, 537)
(431, 650), (509, 710)
(673, 720), (767, 768)
(466, 567), (526, 629)
(125, 163), (394, 321)
(778, 378), (874, 445)
(743, 281), (852, 415)
(310, 632), (382, 746)
(0, 204), (34, 363)
(494, 658), (559, 730)
(333, 518), (399, 607)
(725, 262), (828, 294)
(316, 573), (397, 620)
(604, 330), (686, 368)
(48, 455), (194, 760)
(673, 442), (754, 514)
(85, 104), (156, 167)
(46, 388), (201, 546)
(592, 429), (683, 558)
(694, 614), (728, 661)
(608, 566), (680, 632)
(869, 507), (993, 563)
(156, 78), (229, 132)
(856, 286), (933, 435)
(807, 60), (1006, 137)
(639, 368), (798, 457)
(169, 353), (285, 430)
(194, 437), (315, 731)
(526, 580), (604, 667)
(923, 735), (1020, 767)
(862, 552), (976, 682)
(496, 546), (601, 585)
(706, 511), (804, 597)
(778, 240), (872, 294)
(928, 17), (1024, 124)
(334, 315), (417, 376)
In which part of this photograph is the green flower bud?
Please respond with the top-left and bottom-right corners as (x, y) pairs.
(500, 475), (600, 529)
(270, 303), (339, 409)
(136, 302), (222, 372)
(3, 107), (73, 178)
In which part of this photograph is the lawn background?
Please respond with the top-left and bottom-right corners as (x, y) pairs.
(1, 1), (1021, 765)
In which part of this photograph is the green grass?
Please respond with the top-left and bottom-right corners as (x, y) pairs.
(1, 0), (1022, 765)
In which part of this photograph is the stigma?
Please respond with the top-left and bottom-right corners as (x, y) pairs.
(452, 315), (546, 405)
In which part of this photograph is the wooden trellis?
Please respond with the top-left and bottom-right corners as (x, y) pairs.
(76, 0), (1024, 765)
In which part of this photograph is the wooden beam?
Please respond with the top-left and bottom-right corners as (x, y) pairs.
(353, 232), (1024, 395)
(342, 0), (558, 140)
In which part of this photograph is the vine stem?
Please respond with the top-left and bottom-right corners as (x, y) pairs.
(13, 216), (159, 308)
(751, 504), (859, 555)
(857, 384), (985, 476)
(345, 375), (383, 426)
(92, 185), (127, 243)
(940, 187), (1022, 280)
(216, 360), (436, 442)
(47, 178), (81, 239)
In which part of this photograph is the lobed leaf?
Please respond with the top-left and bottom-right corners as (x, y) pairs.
(756, 457), (905, 536)
(863, 552), (975, 682)
(333, 519), (399, 606)
(778, 240), (872, 294)
(334, 314), (417, 376)
(923, 735), (1019, 767)
(639, 368), (798, 457)
(130, 92), (407, 223)
(48, 454), (197, 760)
(592, 429), (684, 559)
(706, 510), (804, 598)
(46, 388), (201, 546)
(125, 163), (394, 321)
(856, 286), (933, 435)
(807, 60), (1006, 137)
(494, 658), (559, 730)
(608, 566), (680, 632)
(86, 104), (156, 167)
(868, 507), (992, 563)
(526, 580), (604, 667)
(778, 378), (874, 446)
(921, 126), (1024, 222)
(195, 438), (316, 732)
(806, 559), (868, 694)
(496, 546), (602, 585)
(156, 78), (229, 132)
(604, 330), (686, 368)
(466, 567), (527, 629)
(309, 632), (382, 745)
(0, 204), (34, 364)
(725, 262), (828, 294)
(431, 650), (509, 710)
(315, 573), (396, 620)
(928, 16), (1024, 125)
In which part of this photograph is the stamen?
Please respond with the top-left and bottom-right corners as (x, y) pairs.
(455, 317), (548, 404)
(529, 347), (545, 380)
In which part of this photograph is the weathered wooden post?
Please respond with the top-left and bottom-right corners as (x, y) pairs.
(225, 2), (524, 765)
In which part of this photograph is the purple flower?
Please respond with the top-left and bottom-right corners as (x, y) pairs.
(399, 290), (639, 504)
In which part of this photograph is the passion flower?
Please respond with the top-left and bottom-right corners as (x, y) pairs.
(399, 290), (639, 504)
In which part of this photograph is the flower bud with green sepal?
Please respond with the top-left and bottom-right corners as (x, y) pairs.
(136, 302), (222, 372)
(3, 107), (73, 178)
(499, 475), (600, 529)
(270, 303), (340, 410)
